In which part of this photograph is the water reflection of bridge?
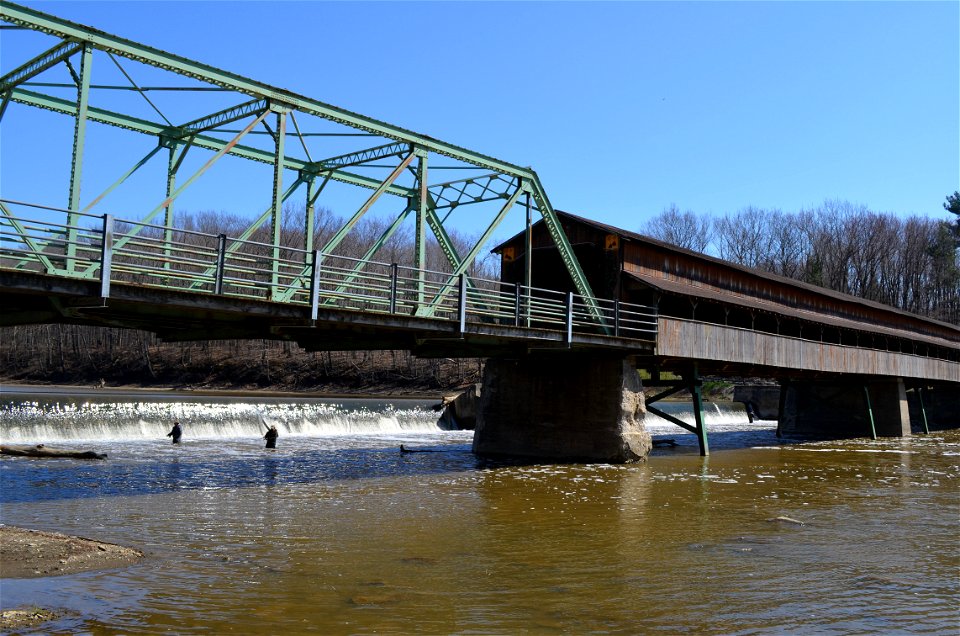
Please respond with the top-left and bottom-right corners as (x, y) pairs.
(2, 2), (957, 461)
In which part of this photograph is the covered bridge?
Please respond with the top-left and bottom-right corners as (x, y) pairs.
(493, 210), (960, 377)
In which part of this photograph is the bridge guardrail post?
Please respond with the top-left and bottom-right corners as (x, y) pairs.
(214, 233), (227, 295)
(390, 263), (399, 314)
(514, 285), (522, 327)
(565, 292), (574, 346)
(458, 273), (467, 335)
(100, 214), (113, 300)
(310, 250), (322, 321)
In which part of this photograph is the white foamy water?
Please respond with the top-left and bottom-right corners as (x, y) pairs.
(0, 395), (447, 443)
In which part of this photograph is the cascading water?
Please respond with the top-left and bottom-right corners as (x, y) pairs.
(643, 400), (768, 435)
(0, 385), (768, 446)
(0, 393), (449, 443)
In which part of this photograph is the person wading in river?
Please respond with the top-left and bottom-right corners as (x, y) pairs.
(264, 425), (279, 449)
(167, 421), (183, 444)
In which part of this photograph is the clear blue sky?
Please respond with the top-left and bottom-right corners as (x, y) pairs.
(2, 1), (957, 240)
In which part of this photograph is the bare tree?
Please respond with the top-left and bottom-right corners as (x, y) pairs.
(713, 206), (775, 268)
(643, 204), (712, 252)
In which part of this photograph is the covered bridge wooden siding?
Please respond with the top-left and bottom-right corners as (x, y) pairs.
(494, 212), (960, 381)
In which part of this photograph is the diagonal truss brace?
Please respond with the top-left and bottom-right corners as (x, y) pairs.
(323, 203), (414, 301)
(416, 184), (525, 318)
(429, 173), (519, 211)
(0, 2), (609, 329)
(9, 88), (411, 198)
(0, 201), (59, 273)
(79, 109), (270, 276)
(273, 151), (416, 303)
(319, 150), (416, 256)
(166, 98), (268, 138)
(307, 142), (409, 173)
(0, 39), (82, 93)
(188, 175), (307, 290)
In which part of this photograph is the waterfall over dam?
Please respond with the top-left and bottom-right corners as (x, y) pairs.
(1, 387), (757, 444)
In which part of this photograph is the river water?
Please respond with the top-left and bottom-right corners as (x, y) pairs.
(1, 387), (957, 635)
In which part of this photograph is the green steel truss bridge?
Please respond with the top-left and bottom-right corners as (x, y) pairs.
(0, 2), (658, 355)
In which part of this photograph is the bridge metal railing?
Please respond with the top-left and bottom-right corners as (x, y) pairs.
(0, 200), (658, 344)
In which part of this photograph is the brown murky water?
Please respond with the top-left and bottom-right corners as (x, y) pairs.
(1, 392), (957, 634)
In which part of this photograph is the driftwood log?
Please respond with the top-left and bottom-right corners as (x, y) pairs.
(0, 444), (107, 460)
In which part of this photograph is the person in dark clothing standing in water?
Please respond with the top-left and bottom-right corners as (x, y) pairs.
(264, 425), (279, 449)
(167, 421), (183, 444)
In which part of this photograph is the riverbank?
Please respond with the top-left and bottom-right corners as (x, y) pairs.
(0, 525), (143, 579)
(0, 526), (144, 631)
(0, 381), (449, 401)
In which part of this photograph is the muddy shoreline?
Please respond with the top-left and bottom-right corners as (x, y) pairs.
(0, 526), (144, 631)
(0, 525), (144, 580)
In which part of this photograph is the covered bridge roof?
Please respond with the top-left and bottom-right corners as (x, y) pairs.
(494, 211), (960, 350)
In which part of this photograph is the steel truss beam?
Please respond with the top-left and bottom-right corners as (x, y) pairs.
(8, 88), (408, 197)
(0, 39), (82, 93)
(0, 1), (528, 176)
(79, 109), (269, 276)
(429, 173), (519, 211)
(0, 201), (58, 273)
(416, 184), (525, 317)
(170, 98), (268, 137)
(308, 142), (409, 173)
(0, 0), (602, 318)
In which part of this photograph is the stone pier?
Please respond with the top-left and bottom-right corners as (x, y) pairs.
(778, 378), (912, 439)
(472, 356), (651, 463)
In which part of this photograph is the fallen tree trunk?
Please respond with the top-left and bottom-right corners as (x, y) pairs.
(0, 444), (107, 460)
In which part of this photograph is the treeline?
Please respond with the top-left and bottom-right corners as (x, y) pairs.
(1, 204), (494, 392)
(0, 323), (483, 393)
(644, 197), (960, 324)
(173, 203), (500, 280)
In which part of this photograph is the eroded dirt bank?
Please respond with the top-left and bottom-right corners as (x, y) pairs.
(0, 525), (143, 579)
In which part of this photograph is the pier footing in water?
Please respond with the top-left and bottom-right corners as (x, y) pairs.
(777, 378), (912, 439)
(472, 356), (650, 463)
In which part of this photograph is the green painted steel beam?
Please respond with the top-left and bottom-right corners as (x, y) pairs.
(163, 143), (178, 271)
(9, 88), (411, 198)
(81, 145), (163, 213)
(79, 109), (270, 276)
(0, 201), (59, 273)
(689, 366), (709, 456)
(917, 386), (930, 434)
(319, 151), (416, 256)
(325, 204), (414, 301)
(0, 1), (535, 179)
(425, 207), (465, 274)
(169, 98), (268, 138)
(309, 142), (409, 173)
(65, 42), (92, 272)
(270, 110), (286, 298)
(528, 177), (604, 327)
(415, 153), (428, 305)
(0, 39), (81, 93)
(304, 176), (319, 256)
(416, 185), (524, 317)
(429, 173), (519, 211)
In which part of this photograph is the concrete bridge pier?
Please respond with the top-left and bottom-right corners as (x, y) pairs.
(777, 378), (912, 439)
(472, 356), (651, 463)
